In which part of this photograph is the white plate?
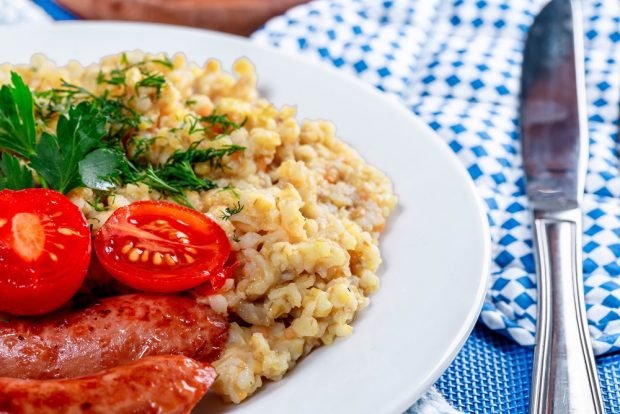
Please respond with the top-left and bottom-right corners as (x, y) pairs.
(0, 22), (491, 414)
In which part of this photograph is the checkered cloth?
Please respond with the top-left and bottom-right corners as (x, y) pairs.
(253, 0), (620, 356)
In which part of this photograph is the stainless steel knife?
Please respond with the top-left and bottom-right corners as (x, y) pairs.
(520, 0), (605, 412)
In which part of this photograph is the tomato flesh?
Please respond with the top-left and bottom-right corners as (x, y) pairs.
(94, 201), (231, 293)
(0, 189), (91, 315)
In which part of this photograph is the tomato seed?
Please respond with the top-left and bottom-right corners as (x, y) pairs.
(0, 219), (7, 229)
(49, 252), (58, 262)
(140, 250), (150, 262)
(164, 254), (177, 266)
(58, 227), (81, 236)
(153, 252), (163, 265)
(128, 248), (141, 262)
(121, 243), (133, 255)
(184, 254), (195, 264)
(186, 247), (197, 254)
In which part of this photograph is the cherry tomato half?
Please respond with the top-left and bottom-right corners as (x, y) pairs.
(94, 201), (231, 293)
(0, 189), (91, 315)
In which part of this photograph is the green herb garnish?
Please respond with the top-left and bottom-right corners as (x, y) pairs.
(0, 72), (37, 158)
(0, 152), (34, 190)
(29, 102), (106, 193)
(219, 184), (240, 199)
(186, 112), (245, 137)
(135, 71), (166, 98)
(0, 69), (246, 209)
(220, 201), (244, 221)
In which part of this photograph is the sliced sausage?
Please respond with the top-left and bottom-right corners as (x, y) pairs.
(0, 294), (228, 379)
(0, 355), (215, 414)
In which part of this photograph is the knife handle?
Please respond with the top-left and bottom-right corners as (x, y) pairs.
(530, 208), (604, 414)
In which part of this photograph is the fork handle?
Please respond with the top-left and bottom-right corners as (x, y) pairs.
(530, 208), (604, 414)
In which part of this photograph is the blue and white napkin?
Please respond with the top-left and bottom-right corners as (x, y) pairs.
(0, 0), (49, 24)
(253, 0), (620, 356)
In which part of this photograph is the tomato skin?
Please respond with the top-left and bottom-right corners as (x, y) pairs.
(0, 189), (91, 315)
(94, 201), (231, 293)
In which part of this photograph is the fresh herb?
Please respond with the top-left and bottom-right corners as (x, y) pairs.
(0, 70), (246, 209)
(120, 162), (194, 208)
(219, 184), (240, 199)
(220, 201), (244, 221)
(35, 81), (140, 142)
(0, 75), (118, 194)
(151, 57), (173, 69)
(0, 152), (34, 190)
(78, 148), (124, 191)
(96, 56), (172, 90)
(201, 113), (244, 135)
(0, 72), (37, 158)
(156, 160), (218, 192)
(97, 69), (126, 86)
(231, 230), (240, 243)
(135, 71), (166, 98)
(29, 102), (107, 193)
(86, 193), (107, 212)
(119, 141), (244, 207)
(186, 113), (245, 137)
(167, 141), (245, 170)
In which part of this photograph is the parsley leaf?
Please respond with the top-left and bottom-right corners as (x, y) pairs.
(0, 72), (37, 158)
(78, 148), (124, 191)
(30, 102), (106, 193)
(0, 152), (33, 190)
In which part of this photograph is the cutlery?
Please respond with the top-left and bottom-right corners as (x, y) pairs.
(520, 0), (605, 413)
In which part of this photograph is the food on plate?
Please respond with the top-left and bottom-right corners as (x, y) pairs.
(0, 294), (228, 380)
(0, 188), (91, 316)
(94, 201), (231, 293)
(0, 355), (216, 414)
(0, 51), (396, 405)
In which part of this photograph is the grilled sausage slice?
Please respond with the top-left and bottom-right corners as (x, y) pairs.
(0, 294), (228, 379)
(0, 355), (215, 414)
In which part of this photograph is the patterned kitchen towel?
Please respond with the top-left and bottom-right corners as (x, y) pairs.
(252, 0), (620, 356)
(0, 0), (50, 24)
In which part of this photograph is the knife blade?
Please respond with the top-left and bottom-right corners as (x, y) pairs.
(521, 0), (587, 210)
(520, 0), (605, 413)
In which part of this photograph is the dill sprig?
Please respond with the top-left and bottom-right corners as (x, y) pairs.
(34, 80), (140, 142)
(220, 201), (244, 221)
(134, 71), (166, 98)
(119, 141), (244, 208)
(95, 57), (171, 99)
(219, 184), (240, 199)
(186, 112), (246, 138)
(167, 141), (245, 169)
